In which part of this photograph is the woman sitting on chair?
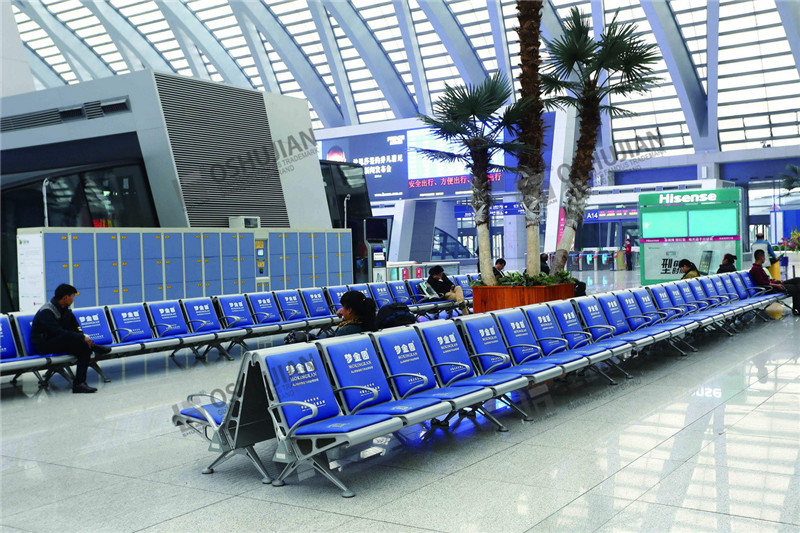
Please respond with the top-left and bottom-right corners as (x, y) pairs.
(716, 253), (737, 274)
(335, 291), (377, 336)
(678, 259), (700, 279)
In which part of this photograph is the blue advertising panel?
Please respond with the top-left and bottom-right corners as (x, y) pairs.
(318, 112), (555, 202)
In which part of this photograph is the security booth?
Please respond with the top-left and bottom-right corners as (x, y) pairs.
(638, 188), (743, 285)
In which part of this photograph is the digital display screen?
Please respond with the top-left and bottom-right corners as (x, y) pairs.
(364, 217), (389, 241)
(641, 211), (688, 238)
(688, 208), (738, 237)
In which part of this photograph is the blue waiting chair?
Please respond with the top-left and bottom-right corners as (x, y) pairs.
(181, 298), (247, 359)
(146, 300), (218, 359)
(367, 282), (393, 308)
(257, 343), (404, 497)
(245, 292), (283, 328)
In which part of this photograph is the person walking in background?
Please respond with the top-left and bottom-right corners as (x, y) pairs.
(678, 259), (700, 279)
(716, 253), (738, 274)
(335, 290), (377, 336)
(31, 284), (111, 393)
(540, 253), (551, 275)
(624, 239), (633, 271)
(752, 232), (778, 264)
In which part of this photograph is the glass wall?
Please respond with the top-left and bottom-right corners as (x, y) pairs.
(1, 163), (157, 311)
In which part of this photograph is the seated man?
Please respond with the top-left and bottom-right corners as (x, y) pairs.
(427, 265), (468, 313)
(750, 249), (800, 315)
(492, 258), (506, 278)
(31, 284), (111, 393)
(540, 253), (551, 275)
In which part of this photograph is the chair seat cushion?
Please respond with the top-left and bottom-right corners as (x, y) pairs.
(450, 373), (521, 388)
(542, 351), (587, 365)
(295, 413), (394, 435)
(412, 385), (486, 401)
(511, 360), (561, 375)
(357, 397), (442, 416)
(180, 403), (227, 425)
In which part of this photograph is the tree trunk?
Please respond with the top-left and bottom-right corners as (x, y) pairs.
(477, 221), (496, 286)
(470, 158), (497, 286)
(526, 221), (540, 275)
(552, 219), (578, 272)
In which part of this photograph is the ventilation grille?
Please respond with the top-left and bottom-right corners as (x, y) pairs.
(1, 97), (131, 133)
(154, 73), (288, 228)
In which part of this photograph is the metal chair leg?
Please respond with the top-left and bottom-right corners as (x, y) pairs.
(476, 406), (509, 432)
(90, 362), (111, 383)
(497, 395), (535, 421)
(588, 364), (618, 386)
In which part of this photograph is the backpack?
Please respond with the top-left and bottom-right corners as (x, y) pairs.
(375, 303), (417, 330)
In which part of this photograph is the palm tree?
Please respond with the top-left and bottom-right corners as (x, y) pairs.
(779, 164), (800, 195)
(516, 0), (547, 275)
(417, 73), (530, 286)
(541, 7), (660, 272)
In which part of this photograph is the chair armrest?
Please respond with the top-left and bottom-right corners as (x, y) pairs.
(621, 313), (654, 329)
(279, 308), (302, 320)
(386, 372), (429, 399)
(470, 351), (510, 374)
(112, 327), (133, 342)
(333, 385), (379, 414)
(221, 314), (245, 327)
(375, 297), (392, 306)
(185, 392), (227, 429)
(745, 286), (770, 296)
(506, 343), (542, 364)
(151, 322), (177, 337)
(583, 324), (616, 341)
(267, 400), (319, 438)
(187, 319), (213, 331)
(431, 361), (471, 386)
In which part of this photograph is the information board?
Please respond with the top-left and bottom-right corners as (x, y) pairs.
(638, 188), (743, 285)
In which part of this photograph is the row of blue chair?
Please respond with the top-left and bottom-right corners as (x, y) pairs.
(0, 276), (473, 388)
(173, 271), (787, 497)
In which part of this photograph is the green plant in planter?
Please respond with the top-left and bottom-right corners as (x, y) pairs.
(471, 270), (576, 287)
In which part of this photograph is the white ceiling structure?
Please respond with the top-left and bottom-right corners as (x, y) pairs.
(11, 0), (800, 159)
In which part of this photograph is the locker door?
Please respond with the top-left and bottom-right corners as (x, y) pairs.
(162, 232), (182, 258)
(45, 261), (70, 297)
(95, 233), (119, 261)
(282, 233), (299, 255)
(164, 256), (184, 299)
(238, 233), (255, 294)
(43, 233), (69, 263)
(299, 232), (314, 254)
(120, 233), (142, 303)
(202, 233), (221, 296)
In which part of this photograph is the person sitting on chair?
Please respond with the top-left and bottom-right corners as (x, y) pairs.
(540, 253), (551, 275)
(31, 284), (111, 393)
(716, 253), (738, 274)
(427, 265), (468, 313)
(335, 290), (377, 336)
(749, 249), (800, 315)
(678, 259), (700, 279)
(492, 258), (506, 278)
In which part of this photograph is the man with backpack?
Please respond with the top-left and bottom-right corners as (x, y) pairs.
(427, 265), (468, 313)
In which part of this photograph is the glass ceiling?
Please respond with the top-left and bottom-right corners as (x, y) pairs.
(10, 0), (800, 155)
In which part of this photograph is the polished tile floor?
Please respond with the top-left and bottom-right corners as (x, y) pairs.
(2, 289), (800, 532)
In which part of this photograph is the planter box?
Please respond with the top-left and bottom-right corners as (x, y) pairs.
(472, 283), (575, 314)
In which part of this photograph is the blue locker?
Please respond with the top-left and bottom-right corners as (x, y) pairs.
(185, 257), (203, 283)
(203, 256), (221, 296)
(338, 232), (352, 256)
(70, 233), (94, 261)
(96, 260), (120, 287)
(284, 254), (299, 280)
(145, 284), (163, 302)
(120, 233), (141, 263)
(163, 233), (182, 258)
(202, 232), (220, 258)
(299, 254), (314, 276)
(44, 233), (69, 262)
(71, 261), (95, 291)
(222, 255), (239, 294)
(46, 261), (70, 292)
(270, 276), (285, 291)
(314, 254), (327, 279)
(268, 233), (284, 255)
(283, 233), (298, 254)
(184, 232), (202, 258)
(95, 234), (119, 261)
(143, 258), (164, 286)
(121, 283), (142, 304)
(165, 283), (183, 300)
(299, 232), (314, 254)
(326, 233), (338, 256)
(185, 281), (203, 298)
(98, 286), (121, 306)
(142, 233), (163, 259)
(269, 255), (284, 279)
(285, 275), (299, 289)
(221, 232), (238, 257)
(164, 257), (184, 289)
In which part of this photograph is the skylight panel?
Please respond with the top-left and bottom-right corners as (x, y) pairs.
(12, 4), (78, 84)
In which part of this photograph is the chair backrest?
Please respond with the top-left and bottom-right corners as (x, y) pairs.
(573, 296), (616, 339)
(147, 301), (189, 337)
(648, 285), (678, 318)
(492, 308), (541, 365)
(665, 283), (688, 307)
(616, 291), (650, 329)
(549, 301), (589, 349)
(108, 304), (154, 342)
(415, 321), (475, 384)
(181, 298), (223, 332)
(456, 314), (511, 372)
(523, 305), (565, 356)
(729, 274), (750, 299)
(453, 275), (473, 298)
(677, 282), (698, 305)
(274, 290), (308, 321)
(719, 274), (744, 300)
(594, 294), (631, 336)
(367, 283), (393, 308)
(711, 276), (730, 298)
(699, 278), (720, 300)
(631, 287), (659, 317)
(326, 285), (349, 311)
(347, 284), (371, 298)
(740, 271), (756, 289)
(688, 279), (707, 303)
(0, 315), (19, 360)
(317, 335), (393, 414)
(246, 292), (282, 324)
(299, 288), (333, 318)
(257, 344), (341, 435)
(371, 327), (437, 398)
(73, 307), (115, 344)
(387, 281), (413, 304)
(215, 294), (255, 328)
(406, 279), (426, 302)
(11, 314), (39, 356)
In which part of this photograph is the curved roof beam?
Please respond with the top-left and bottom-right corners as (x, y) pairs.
(417, 0), (488, 86)
(230, 1), (344, 128)
(323, 0), (417, 118)
(392, 0), (432, 115)
(642, 1), (718, 152)
(26, 47), (66, 88)
(307, 1), (357, 125)
(170, 24), (211, 79)
(14, 0), (112, 82)
(486, 0), (513, 102)
(156, 0), (250, 87)
(79, 0), (172, 73)
(231, 9), (280, 93)
(775, 0), (800, 80)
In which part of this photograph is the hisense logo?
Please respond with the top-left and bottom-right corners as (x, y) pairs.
(658, 192), (718, 204)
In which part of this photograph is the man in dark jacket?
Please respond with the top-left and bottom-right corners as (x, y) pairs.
(427, 265), (468, 313)
(31, 284), (111, 393)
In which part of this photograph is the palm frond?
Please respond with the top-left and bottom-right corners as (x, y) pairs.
(412, 148), (469, 166)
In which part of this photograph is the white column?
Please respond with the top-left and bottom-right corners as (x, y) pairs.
(1, 1), (35, 96)
(544, 108), (579, 251)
